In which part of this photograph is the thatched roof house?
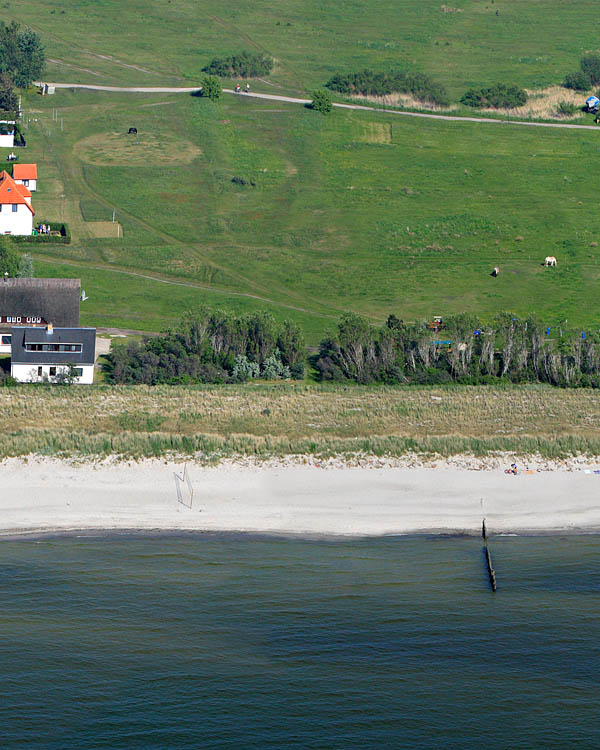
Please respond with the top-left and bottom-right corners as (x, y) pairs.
(0, 277), (80, 333)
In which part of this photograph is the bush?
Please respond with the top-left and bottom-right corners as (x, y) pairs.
(580, 55), (600, 85)
(563, 71), (591, 91)
(309, 89), (332, 114)
(326, 69), (449, 106)
(200, 75), (221, 100)
(203, 51), (273, 78)
(555, 100), (578, 117)
(460, 83), (527, 109)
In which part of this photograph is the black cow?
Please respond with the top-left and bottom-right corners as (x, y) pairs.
(128, 127), (138, 134)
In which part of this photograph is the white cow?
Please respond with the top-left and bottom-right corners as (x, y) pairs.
(545, 256), (557, 266)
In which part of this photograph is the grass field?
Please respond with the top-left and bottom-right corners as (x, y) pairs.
(11, 84), (600, 342)
(1, 382), (600, 459)
(6, 0), (600, 99)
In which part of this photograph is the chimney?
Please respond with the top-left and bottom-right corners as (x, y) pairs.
(47, 322), (53, 334)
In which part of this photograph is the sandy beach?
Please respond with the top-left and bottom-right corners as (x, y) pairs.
(1, 455), (599, 537)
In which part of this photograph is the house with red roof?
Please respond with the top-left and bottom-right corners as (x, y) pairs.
(0, 170), (34, 236)
(13, 163), (37, 192)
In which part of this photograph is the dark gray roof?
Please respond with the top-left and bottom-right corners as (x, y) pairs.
(11, 327), (96, 365)
(0, 278), (80, 331)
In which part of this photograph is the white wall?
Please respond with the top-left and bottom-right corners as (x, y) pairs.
(11, 363), (94, 384)
(0, 133), (14, 147)
(15, 178), (36, 192)
(0, 204), (33, 235)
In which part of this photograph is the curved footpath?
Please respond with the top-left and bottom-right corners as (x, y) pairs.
(40, 81), (600, 131)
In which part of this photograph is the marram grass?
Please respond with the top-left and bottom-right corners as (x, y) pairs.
(1, 383), (600, 460)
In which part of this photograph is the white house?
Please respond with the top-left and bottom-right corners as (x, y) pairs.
(11, 325), (96, 384)
(0, 120), (15, 148)
(0, 170), (34, 235)
(13, 163), (37, 192)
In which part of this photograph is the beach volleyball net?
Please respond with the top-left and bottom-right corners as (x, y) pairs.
(174, 464), (194, 509)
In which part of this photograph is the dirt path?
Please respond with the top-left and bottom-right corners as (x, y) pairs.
(39, 81), (600, 131)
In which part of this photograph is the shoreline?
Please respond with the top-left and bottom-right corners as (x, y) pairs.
(1, 455), (600, 538)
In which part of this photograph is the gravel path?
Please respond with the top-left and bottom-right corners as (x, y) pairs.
(39, 81), (600, 131)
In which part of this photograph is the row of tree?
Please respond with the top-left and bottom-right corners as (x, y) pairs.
(325, 69), (449, 106)
(104, 309), (305, 385)
(0, 21), (44, 115)
(315, 313), (600, 387)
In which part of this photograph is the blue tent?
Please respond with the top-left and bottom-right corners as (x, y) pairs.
(586, 95), (599, 110)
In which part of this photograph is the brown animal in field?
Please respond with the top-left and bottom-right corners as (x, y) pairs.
(544, 256), (557, 267)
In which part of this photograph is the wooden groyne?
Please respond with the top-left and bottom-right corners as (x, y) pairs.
(482, 518), (497, 592)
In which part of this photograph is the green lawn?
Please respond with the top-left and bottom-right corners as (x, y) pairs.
(12, 86), (600, 342)
(6, 0), (600, 98)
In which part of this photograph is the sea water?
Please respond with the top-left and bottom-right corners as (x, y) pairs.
(0, 534), (598, 749)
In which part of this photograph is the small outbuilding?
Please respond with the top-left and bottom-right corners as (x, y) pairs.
(13, 163), (38, 192)
(0, 120), (15, 147)
(10, 325), (96, 384)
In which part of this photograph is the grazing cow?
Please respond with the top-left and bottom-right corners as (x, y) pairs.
(491, 267), (500, 277)
(128, 127), (138, 134)
(544, 256), (557, 267)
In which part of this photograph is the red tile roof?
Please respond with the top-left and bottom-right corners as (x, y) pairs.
(0, 170), (34, 214)
(13, 163), (37, 180)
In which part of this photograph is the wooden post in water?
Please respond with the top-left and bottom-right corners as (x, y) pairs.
(482, 517), (497, 592)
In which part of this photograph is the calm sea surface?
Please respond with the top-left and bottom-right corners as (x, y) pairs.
(0, 534), (598, 749)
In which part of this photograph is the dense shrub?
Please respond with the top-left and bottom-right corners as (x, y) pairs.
(562, 71), (591, 91)
(460, 83), (527, 109)
(203, 51), (274, 78)
(580, 54), (600, 85)
(104, 309), (305, 385)
(315, 312), (600, 387)
(309, 89), (332, 114)
(200, 75), (222, 100)
(325, 69), (449, 106)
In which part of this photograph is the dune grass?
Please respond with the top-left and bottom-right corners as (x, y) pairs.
(1, 383), (600, 459)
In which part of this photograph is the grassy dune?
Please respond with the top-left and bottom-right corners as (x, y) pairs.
(2, 384), (600, 459)
(6, 0), (599, 98)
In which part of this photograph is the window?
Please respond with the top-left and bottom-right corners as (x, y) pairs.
(23, 180), (29, 186)
(37, 366), (42, 377)
(12, 204), (17, 212)
(73, 368), (83, 377)
(1, 335), (10, 345)
(25, 343), (82, 353)
(49, 367), (56, 376)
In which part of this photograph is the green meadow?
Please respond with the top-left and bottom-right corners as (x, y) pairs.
(6, 0), (600, 97)
(13, 85), (600, 342)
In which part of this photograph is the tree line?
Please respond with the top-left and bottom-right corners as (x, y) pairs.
(315, 313), (600, 387)
(104, 309), (305, 385)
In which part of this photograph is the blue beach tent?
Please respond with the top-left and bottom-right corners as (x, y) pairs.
(586, 96), (599, 111)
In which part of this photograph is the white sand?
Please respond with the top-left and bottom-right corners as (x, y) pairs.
(1, 457), (599, 537)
